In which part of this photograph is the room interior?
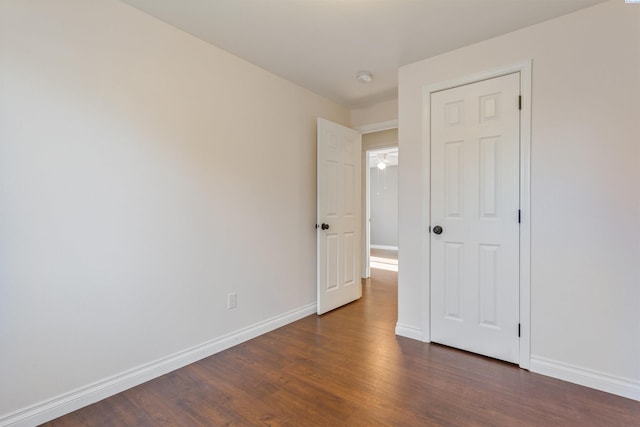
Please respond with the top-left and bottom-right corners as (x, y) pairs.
(1, 0), (638, 425)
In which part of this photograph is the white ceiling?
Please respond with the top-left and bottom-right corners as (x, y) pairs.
(122, 0), (604, 109)
(369, 147), (398, 168)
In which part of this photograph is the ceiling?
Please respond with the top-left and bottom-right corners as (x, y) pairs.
(122, 0), (604, 109)
(369, 148), (398, 168)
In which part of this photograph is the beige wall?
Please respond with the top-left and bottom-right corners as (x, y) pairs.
(0, 0), (349, 423)
(351, 98), (398, 129)
(362, 128), (398, 151)
(398, 0), (639, 399)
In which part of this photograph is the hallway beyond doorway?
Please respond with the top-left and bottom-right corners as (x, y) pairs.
(370, 248), (398, 272)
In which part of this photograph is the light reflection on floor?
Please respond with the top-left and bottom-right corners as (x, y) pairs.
(370, 253), (398, 272)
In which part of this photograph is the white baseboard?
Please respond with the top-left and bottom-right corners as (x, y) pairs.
(395, 323), (424, 341)
(370, 244), (398, 251)
(0, 303), (317, 427)
(530, 355), (640, 401)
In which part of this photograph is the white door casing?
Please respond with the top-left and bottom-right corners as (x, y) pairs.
(430, 73), (521, 363)
(317, 118), (362, 315)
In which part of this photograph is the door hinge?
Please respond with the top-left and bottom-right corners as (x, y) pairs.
(428, 225), (431, 233)
(518, 95), (522, 110)
(518, 209), (521, 224)
(518, 323), (521, 337)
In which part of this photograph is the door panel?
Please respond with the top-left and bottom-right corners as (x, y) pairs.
(444, 242), (464, 320)
(431, 73), (520, 363)
(317, 118), (362, 315)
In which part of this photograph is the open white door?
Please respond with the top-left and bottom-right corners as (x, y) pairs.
(317, 118), (362, 315)
(430, 73), (521, 363)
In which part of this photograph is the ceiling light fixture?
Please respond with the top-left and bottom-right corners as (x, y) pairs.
(377, 160), (386, 170)
(356, 71), (373, 84)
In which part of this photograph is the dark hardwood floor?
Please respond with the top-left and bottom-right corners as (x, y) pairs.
(44, 268), (640, 426)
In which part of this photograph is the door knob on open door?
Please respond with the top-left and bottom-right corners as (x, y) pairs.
(433, 225), (443, 235)
(321, 223), (330, 230)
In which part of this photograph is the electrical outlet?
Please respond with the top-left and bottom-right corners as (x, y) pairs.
(227, 292), (237, 309)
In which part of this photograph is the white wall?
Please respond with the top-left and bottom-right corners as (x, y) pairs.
(398, 0), (640, 399)
(370, 165), (398, 248)
(0, 0), (349, 423)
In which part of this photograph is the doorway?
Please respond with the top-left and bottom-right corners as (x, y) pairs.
(430, 72), (520, 363)
(360, 128), (398, 278)
(417, 61), (532, 369)
(368, 147), (398, 273)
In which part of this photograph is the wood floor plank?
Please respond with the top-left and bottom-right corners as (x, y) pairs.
(43, 268), (640, 426)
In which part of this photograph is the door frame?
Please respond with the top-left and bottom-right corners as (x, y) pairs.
(421, 60), (532, 369)
(356, 122), (399, 279)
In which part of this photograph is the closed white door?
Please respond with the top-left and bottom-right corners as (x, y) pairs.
(317, 118), (362, 315)
(430, 73), (520, 363)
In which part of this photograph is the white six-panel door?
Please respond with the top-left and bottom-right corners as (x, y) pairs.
(317, 118), (362, 315)
(430, 73), (521, 363)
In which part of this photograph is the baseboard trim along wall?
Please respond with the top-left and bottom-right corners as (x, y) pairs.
(391, 331), (640, 402)
(530, 355), (640, 401)
(370, 244), (399, 251)
(0, 303), (317, 427)
(395, 323), (424, 341)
